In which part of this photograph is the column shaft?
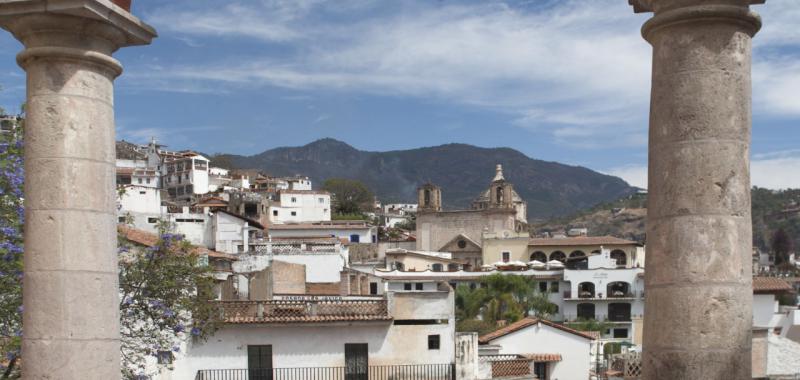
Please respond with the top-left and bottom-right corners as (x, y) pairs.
(641, 4), (761, 379)
(18, 16), (122, 379)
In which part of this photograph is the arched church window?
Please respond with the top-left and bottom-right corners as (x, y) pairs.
(424, 189), (431, 206)
(496, 186), (504, 204)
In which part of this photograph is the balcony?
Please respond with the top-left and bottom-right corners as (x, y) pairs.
(216, 300), (391, 324)
(562, 313), (641, 323)
(195, 364), (455, 380)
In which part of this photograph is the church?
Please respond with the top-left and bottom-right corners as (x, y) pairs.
(415, 164), (528, 270)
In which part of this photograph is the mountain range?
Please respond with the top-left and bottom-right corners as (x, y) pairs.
(214, 138), (638, 220)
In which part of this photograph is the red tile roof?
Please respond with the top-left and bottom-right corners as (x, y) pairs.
(118, 225), (237, 261)
(479, 317), (596, 344)
(753, 277), (794, 294)
(529, 236), (638, 247)
(522, 353), (562, 362)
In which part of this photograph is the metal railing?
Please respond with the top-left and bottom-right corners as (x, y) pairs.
(195, 364), (456, 380)
(216, 299), (391, 323)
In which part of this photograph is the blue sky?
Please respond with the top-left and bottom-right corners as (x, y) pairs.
(1, 0), (798, 189)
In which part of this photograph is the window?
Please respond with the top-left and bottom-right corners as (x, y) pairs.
(137, 178), (142, 184)
(432, 264), (443, 272)
(139, 191), (146, 195)
(291, 197), (297, 203)
(370, 282), (378, 295)
(184, 173), (189, 180)
(319, 197), (325, 203)
(350, 234), (360, 243)
(147, 217), (158, 224)
(394, 262), (405, 271)
(272, 210), (278, 216)
(118, 216), (126, 223)
(502, 252), (510, 263)
(156, 351), (173, 365)
(291, 211), (297, 216)
(146, 178), (151, 184)
(404, 283), (412, 291)
(415, 283), (423, 291)
(613, 328), (628, 338)
(539, 282), (547, 293)
(550, 282), (559, 293)
(457, 240), (467, 249)
(428, 335), (440, 350)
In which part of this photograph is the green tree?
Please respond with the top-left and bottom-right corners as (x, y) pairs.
(772, 227), (793, 266)
(0, 110), (23, 379)
(455, 274), (557, 333)
(322, 178), (374, 215)
(118, 221), (220, 379)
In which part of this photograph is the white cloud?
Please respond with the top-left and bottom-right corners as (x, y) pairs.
(605, 165), (648, 189)
(606, 150), (800, 190)
(131, 0), (798, 149)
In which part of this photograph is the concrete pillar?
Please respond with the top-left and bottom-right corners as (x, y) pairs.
(0, 1), (155, 378)
(630, 1), (763, 378)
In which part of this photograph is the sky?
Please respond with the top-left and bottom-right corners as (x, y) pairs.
(0, 0), (798, 189)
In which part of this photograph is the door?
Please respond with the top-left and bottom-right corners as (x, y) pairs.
(248, 345), (273, 380)
(345, 343), (368, 380)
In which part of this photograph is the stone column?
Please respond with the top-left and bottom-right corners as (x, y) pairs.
(0, 1), (155, 378)
(629, 1), (763, 379)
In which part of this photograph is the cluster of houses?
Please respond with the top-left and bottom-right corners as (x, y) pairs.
(116, 140), (800, 379)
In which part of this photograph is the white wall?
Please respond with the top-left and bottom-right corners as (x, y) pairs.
(213, 212), (249, 254)
(754, 294), (780, 328)
(270, 192), (331, 223)
(269, 227), (376, 244)
(168, 321), (454, 379)
(119, 185), (162, 214)
(489, 323), (592, 380)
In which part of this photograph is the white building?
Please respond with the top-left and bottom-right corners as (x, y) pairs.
(269, 190), (331, 224)
(477, 317), (595, 380)
(165, 281), (456, 379)
(268, 220), (377, 244)
(211, 210), (265, 254)
(162, 153), (210, 201)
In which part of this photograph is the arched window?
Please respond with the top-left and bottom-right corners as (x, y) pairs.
(610, 249), (627, 268)
(607, 282), (631, 298)
(577, 303), (596, 320)
(496, 186), (504, 204)
(394, 262), (405, 271)
(424, 189), (431, 206)
(567, 250), (588, 270)
(447, 263), (460, 272)
(578, 282), (595, 298)
(432, 263), (443, 272)
(530, 251), (547, 262)
(550, 251), (566, 263)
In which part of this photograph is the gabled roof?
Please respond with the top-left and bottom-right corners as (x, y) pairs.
(478, 317), (596, 344)
(528, 236), (639, 247)
(753, 277), (794, 294)
(439, 233), (482, 252)
(216, 210), (265, 230)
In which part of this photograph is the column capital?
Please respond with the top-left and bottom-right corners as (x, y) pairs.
(0, 0), (156, 76)
(630, 0), (765, 14)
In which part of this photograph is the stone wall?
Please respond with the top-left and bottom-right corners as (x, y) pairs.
(271, 260), (306, 295)
(417, 210), (516, 251)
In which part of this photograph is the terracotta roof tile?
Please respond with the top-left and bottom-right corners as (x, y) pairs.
(117, 225), (237, 261)
(522, 353), (562, 362)
(529, 236), (639, 247)
(479, 317), (596, 344)
(753, 277), (794, 294)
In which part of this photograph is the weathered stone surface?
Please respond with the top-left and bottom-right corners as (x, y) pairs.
(646, 215), (751, 285)
(22, 339), (121, 379)
(25, 157), (116, 212)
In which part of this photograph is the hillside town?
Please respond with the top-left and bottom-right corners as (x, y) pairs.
(1, 1), (799, 380)
(108, 138), (800, 379)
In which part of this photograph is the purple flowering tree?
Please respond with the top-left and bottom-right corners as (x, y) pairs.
(118, 221), (219, 379)
(0, 109), (23, 379)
